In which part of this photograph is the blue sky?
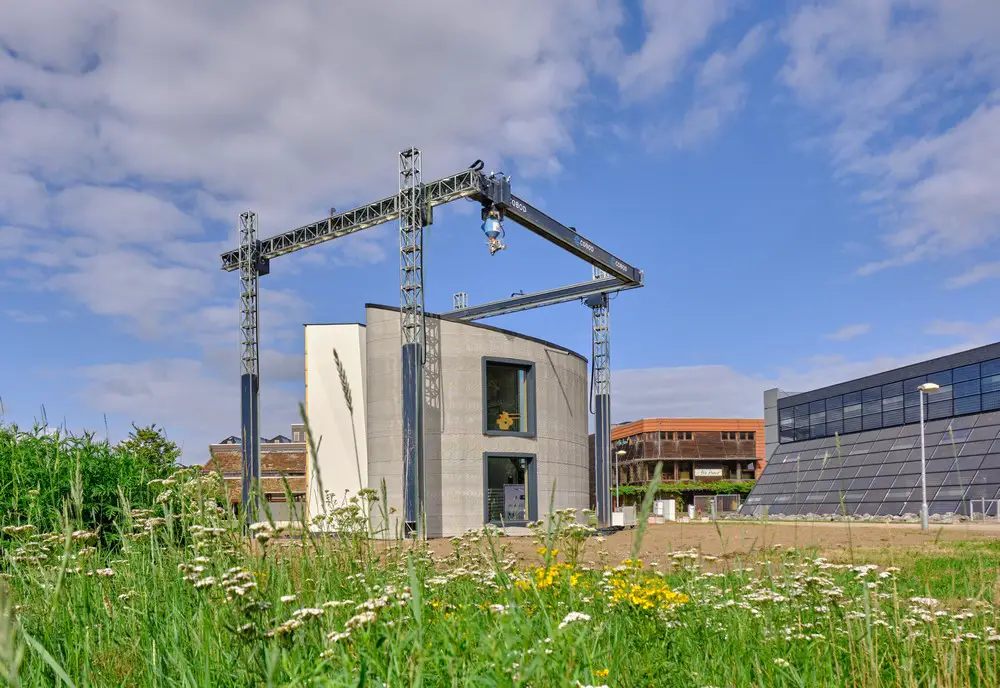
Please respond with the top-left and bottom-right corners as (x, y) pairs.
(2, 0), (999, 459)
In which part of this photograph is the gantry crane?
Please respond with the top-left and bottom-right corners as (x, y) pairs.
(220, 148), (643, 533)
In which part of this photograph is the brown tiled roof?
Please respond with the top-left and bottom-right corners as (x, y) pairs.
(203, 446), (307, 476)
(223, 477), (307, 503)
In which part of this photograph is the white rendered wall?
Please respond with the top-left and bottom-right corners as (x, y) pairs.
(304, 324), (368, 526)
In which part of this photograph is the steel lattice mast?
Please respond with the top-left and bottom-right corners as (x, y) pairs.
(399, 148), (426, 537)
(238, 210), (266, 524)
(588, 267), (613, 527)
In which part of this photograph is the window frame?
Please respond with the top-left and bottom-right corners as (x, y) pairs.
(482, 357), (537, 438)
(482, 452), (538, 526)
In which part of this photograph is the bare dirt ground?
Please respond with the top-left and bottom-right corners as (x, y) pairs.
(426, 521), (1000, 567)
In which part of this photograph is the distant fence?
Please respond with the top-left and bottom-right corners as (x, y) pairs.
(969, 498), (1000, 522)
(693, 494), (742, 519)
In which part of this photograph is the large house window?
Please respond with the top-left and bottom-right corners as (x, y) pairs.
(483, 358), (535, 436)
(483, 453), (537, 525)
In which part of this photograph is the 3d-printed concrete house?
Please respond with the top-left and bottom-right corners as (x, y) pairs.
(304, 304), (590, 537)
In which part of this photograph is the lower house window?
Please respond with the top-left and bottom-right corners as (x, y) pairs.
(483, 453), (537, 525)
(483, 358), (536, 436)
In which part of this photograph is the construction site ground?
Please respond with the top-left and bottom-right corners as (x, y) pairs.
(426, 520), (1000, 568)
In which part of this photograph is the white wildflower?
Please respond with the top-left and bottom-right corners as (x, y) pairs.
(281, 594), (297, 603)
(558, 612), (591, 630)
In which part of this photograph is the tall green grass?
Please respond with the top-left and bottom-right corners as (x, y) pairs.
(1, 431), (999, 686)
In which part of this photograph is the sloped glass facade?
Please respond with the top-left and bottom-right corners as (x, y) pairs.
(745, 344), (1000, 517)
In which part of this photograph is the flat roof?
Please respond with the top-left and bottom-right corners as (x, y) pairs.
(777, 341), (1000, 409)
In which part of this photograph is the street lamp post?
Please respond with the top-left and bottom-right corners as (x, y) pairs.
(615, 449), (626, 512)
(918, 382), (941, 531)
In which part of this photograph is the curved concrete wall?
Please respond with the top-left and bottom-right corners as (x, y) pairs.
(365, 305), (589, 538)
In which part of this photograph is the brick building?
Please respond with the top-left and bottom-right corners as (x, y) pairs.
(590, 418), (766, 495)
(202, 424), (308, 522)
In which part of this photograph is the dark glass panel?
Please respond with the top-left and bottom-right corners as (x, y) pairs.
(955, 379), (981, 398)
(891, 436), (917, 450)
(969, 426), (1000, 442)
(844, 416), (863, 433)
(870, 475), (896, 489)
(826, 407), (844, 423)
(983, 391), (1000, 411)
(862, 399), (882, 416)
(960, 440), (995, 456)
(866, 488), (891, 502)
(794, 404), (810, 418)
(885, 488), (912, 501)
(928, 370), (953, 386)
(875, 462), (901, 477)
(983, 358), (1000, 377)
(836, 465), (861, 480)
(965, 483), (1000, 500)
(972, 468), (1000, 486)
(881, 381), (904, 397)
(794, 414), (810, 429)
(877, 426), (904, 440)
(810, 424), (826, 439)
(940, 427), (973, 443)
(849, 476), (875, 491)
(826, 395), (843, 410)
(926, 457), (959, 473)
(904, 406), (922, 424)
(863, 414), (883, 431)
(955, 454), (985, 473)
(954, 363), (981, 383)
(826, 420), (844, 436)
(794, 427), (810, 441)
(875, 502), (902, 516)
(929, 501), (959, 515)
(927, 399), (953, 420)
(882, 408), (904, 426)
(979, 454), (1000, 470)
(855, 464), (882, 478)
(982, 374), (1000, 395)
(871, 439), (897, 452)
(885, 449), (911, 463)
(862, 386), (882, 403)
(891, 473), (920, 489)
(854, 502), (880, 515)
(904, 376), (928, 394)
(882, 394), (904, 411)
(780, 429), (795, 442)
(849, 443), (873, 455)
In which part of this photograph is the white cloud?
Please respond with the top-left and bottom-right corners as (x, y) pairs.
(6, 309), (47, 324)
(945, 261), (1000, 289)
(824, 323), (871, 341)
(669, 23), (768, 148)
(617, 0), (733, 100)
(75, 358), (301, 462)
(780, 0), (1000, 274)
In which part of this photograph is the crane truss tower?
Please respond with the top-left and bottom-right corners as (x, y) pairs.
(221, 148), (643, 532)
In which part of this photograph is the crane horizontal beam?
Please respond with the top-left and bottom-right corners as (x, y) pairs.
(220, 167), (644, 289)
(500, 196), (643, 286)
(443, 276), (638, 322)
(220, 169), (481, 271)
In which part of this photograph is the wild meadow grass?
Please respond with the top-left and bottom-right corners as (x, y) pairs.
(1, 454), (1000, 687)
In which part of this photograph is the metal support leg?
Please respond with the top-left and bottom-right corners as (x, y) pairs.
(400, 148), (427, 538)
(239, 210), (268, 525)
(588, 271), (612, 528)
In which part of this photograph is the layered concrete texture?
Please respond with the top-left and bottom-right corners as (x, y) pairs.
(304, 323), (368, 525)
(365, 305), (590, 538)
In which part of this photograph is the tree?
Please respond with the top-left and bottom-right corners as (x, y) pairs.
(117, 423), (180, 472)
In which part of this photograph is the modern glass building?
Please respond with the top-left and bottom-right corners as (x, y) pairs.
(743, 342), (1000, 517)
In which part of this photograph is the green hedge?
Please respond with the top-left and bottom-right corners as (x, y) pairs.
(612, 480), (755, 507)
